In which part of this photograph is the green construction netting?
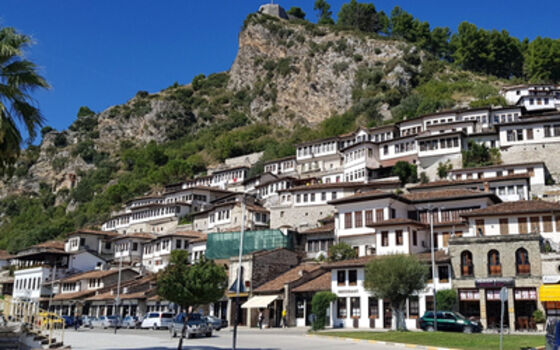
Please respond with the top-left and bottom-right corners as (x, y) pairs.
(205, 229), (293, 260)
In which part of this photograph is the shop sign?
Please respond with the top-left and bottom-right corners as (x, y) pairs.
(337, 289), (359, 294)
(543, 275), (560, 284)
(475, 278), (514, 288)
(459, 289), (480, 301)
(514, 288), (537, 300)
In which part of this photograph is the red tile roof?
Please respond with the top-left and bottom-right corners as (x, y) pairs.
(461, 200), (560, 217)
(112, 233), (155, 241)
(33, 240), (65, 251)
(300, 223), (334, 235)
(402, 189), (500, 202)
(448, 162), (545, 173)
(67, 229), (119, 238)
(328, 190), (397, 205)
(254, 264), (322, 293)
(0, 250), (14, 260)
(292, 271), (331, 292)
(367, 218), (427, 228)
(324, 251), (449, 269)
(59, 268), (137, 283)
(410, 174), (530, 190)
(279, 181), (399, 193)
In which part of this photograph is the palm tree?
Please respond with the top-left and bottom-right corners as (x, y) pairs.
(0, 26), (49, 173)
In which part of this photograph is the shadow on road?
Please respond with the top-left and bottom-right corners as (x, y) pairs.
(103, 348), (280, 350)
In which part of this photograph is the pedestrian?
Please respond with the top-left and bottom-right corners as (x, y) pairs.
(258, 310), (264, 330)
(281, 309), (287, 328)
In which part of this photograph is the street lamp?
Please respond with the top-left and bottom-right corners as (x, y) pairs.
(114, 247), (123, 334)
(232, 195), (246, 350)
(422, 204), (438, 331)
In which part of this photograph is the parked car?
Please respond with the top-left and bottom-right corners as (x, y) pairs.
(122, 316), (141, 329)
(91, 316), (109, 329)
(106, 315), (122, 328)
(203, 315), (225, 331)
(420, 311), (482, 333)
(546, 317), (560, 350)
(61, 315), (76, 327)
(80, 316), (95, 328)
(169, 313), (212, 338)
(140, 312), (174, 330)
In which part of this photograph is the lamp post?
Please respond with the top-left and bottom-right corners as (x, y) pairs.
(428, 205), (437, 331)
(114, 249), (123, 334)
(232, 197), (246, 350)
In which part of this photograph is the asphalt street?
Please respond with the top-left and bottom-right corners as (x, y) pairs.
(63, 327), (402, 350)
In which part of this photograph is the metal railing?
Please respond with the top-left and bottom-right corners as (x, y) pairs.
(2, 298), (65, 347)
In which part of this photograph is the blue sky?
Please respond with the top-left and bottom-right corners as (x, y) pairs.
(2, 1), (559, 142)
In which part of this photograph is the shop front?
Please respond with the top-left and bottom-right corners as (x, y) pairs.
(539, 278), (560, 317)
(458, 289), (480, 320)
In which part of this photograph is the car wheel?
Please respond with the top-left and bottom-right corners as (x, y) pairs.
(463, 326), (472, 334)
(205, 331), (212, 337)
(187, 333), (194, 339)
(152, 324), (157, 330)
(426, 325), (435, 332)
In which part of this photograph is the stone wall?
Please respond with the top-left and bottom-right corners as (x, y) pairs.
(269, 204), (334, 231)
(501, 143), (560, 182)
(419, 153), (463, 182)
(252, 249), (300, 289)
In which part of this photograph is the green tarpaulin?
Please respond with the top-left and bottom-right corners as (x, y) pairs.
(205, 229), (293, 260)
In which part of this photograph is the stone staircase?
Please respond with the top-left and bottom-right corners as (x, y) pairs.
(0, 323), (68, 349)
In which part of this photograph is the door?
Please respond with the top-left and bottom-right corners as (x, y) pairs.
(383, 300), (392, 329)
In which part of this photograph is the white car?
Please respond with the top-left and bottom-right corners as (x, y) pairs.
(140, 312), (174, 330)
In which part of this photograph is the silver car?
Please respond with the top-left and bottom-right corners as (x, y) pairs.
(169, 313), (212, 339)
(122, 316), (141, 329)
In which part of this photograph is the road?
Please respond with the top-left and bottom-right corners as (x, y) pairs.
(63, 327), (401, 350)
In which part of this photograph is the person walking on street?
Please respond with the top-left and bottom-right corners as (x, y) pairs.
(258, 310), (264, 330)
(281, 309), (287, 328)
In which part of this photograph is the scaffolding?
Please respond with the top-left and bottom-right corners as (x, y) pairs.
(205, 229), (294, 260)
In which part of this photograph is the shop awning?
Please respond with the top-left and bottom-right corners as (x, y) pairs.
(539, 285), (560, 302)
(241, 295), (279, 309)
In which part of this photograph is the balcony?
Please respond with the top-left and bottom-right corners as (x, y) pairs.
(516, 264), (530, 275)
(488, 265), (502, 277)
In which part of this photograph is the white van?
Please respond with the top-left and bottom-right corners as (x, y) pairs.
(140, 312), (174, 329)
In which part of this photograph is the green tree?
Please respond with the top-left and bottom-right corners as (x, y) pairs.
(392, 161), (417, 185)
(53, 133), (67, 148)
(524, 37), (560, 82)
(436, 289), (457, 311)
(77, 106), (95, 117)
(40, 126), (54, 137)
(365, 254), (428, 330)
(389, 6), (415, 40)
(437, 161), (453, 179)
(314, 0), (334, 25)
(287, 7), (306, 19)
(462, 141), (501, 168)
(419, 171), (429, 184)
(158, 251), (227, 350)
(0, 27), (49, 173)
(311, 291), (337, 330)
(337, 0), (381, 33)
(191, 74), (206, 91)
(328, 242), (357, 262)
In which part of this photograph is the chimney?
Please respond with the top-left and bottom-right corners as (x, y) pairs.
(483, 182), (490, 192)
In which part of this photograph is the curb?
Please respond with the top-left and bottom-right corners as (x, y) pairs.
(306, 333), (461, 350)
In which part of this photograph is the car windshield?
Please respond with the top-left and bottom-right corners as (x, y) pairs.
(454, 312), (467, 320)
(162, 313), (173, 318)
(147, 313), (159, 318)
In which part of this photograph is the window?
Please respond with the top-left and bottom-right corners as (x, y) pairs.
(365, 210), (373, 226)
(296, 298), (305, 318)
(475, 219), (485, 236)
(296, 194), (301, 203)
(176, 240), (182, 249)
(516, 248), (530, 275)
(461, 251), (473, 277)
(412, 231), (417, 246)
(488, 250), (501, 276)
(499, 218), (509, 235)
(337, 298), (347, 318)
(350, 297), (361, 317)
(344, 213), (353, 229)
(383, 145), (388, 155)
(518, 217), (528, 234)
(368, 297), (379, 318)
(381, 231), (389, 246)
(321, 192), (326, 201)
(545, 125), (552, 138)
(530, 216), (540, 233)
(543, 216), (553, 233)
(527, 128), (534, 140)
(438, 265), (449, 282)
(355, 211), (363, 228)
(376, 209), (384, 222)
(409, 296), (419, 318)
(441, 232), (450, 247)
(396, 230), (403, 245)
(332, 192), (337, 200)
(337, 270), (346, 286)
(132, 242), (138, 251)
(348, 270), (357, 286)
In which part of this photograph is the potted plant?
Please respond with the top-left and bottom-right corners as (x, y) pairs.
(533, 309), (545, 331)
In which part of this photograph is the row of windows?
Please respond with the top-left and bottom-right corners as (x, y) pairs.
(209, 209), (231, 223)
(296, 191), (337, 203)
(306, 239), (334, 252)
(460, 248), (530, 277)
(475, 215), (559, 236)
(16, 276), (41, 291)
(394, 141), (416, 154)
(453, 167), (534, 180)
(544, 125), (560, 138)
(344, 147), (373, 163)
(343, 209), (391, 229)
(506, 128), (534, 142)
(419, 137), (459, 152)
(212, 170), (247, 183)
(345, 168), (366, 182)
(336, 297), (419, 319)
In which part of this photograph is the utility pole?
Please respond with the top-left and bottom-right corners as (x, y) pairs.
(429, 205), (438, 331)
(114, 251), (123, 334)
(232, 197), (246, 350)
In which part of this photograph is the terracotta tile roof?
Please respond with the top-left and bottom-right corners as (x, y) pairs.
(461, 200), (560, 217)
(254, 264), (322, 293)
(402, 189), (500, 202)
(154, 231), (206, 240)
(86, 291), (114, 301)
(67, 229), (119, 238)
(379, 155), (418, 167)
(279, 181), (399, 193)
(112, 233), (155, 241)
(263, 155), (296, 165)
(367, 218), (427, 228)
(448, 162), (545, 173)
(52, 289), (96, 301)
(59, 268), (136, 283)
(410, 174), (530, 190)
(300, 222), (334, 235)
(33, 240), (65, 251)
(328, 190), (397, 205)
(292, 272), (331, 293)
(0, 250), (14, 260)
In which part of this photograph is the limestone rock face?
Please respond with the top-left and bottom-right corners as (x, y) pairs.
(228, 15), (414, 127)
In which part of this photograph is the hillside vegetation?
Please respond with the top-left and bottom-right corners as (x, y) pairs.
(1, 2), (556, 252)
